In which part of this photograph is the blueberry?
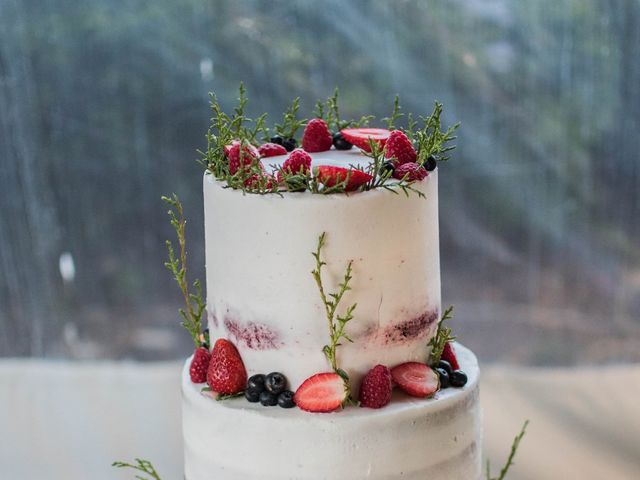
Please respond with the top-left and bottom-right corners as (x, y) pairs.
(450, 370), (468, 388)
(259, 390), (278, 406)
(282, 138), (297, 152)
(270, 136), (284, 146)
(332, 132), (352, 150)
(277, 390), (296, 409)
(437, 359), (453, 376)
(245, 388), (261, 403)
(425, 155), (437, 171)
(265, 372), (287, 395)
(380, 161), (395, 175)
(247, 374), (266, 392)
(435, 368), (450, 389)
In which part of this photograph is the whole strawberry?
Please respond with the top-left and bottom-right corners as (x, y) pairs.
(189, 346), (211, 383)
(258, 142), (288, 158)
(384, 130), (417, 165)
(282, 148), (312, 175)
(225, 141), (260, 175)
(302, 118), (333, 152)
(441, 342), (460, 370)
(392, 162), (428, 181)
(359, 364), (393, 409)
(207, 338), (247, 395)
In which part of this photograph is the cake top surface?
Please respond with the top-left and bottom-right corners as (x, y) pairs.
(199, 85), (458, 196)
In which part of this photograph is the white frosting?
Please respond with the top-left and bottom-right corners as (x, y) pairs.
(204, 150), (441, 391)
(182, 343), (481, 480)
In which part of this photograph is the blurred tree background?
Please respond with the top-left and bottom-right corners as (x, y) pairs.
(1, 0), (639, 364)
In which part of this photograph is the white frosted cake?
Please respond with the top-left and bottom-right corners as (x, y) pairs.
(173, 90), (481, 479)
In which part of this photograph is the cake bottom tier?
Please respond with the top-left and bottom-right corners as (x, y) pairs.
(182, 343), (482, 480)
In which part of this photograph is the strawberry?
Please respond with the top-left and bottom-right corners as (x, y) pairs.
(392, 162), (428, 181)
(315, 165), (373, 191)
(258, 142), (288, 158)
(206, 338), (247, 395)
(340, 128), (391, 152)
(441, 342), (460, 370)
(384, 130), (417, 165)
(294, 372), (347, 413)
(390, 362), (439, 398)
(359, 364), (393, 409)
(225, 141), (260, 175)
(189, 346), (211, 383)
(282, 148), (312, 175)
(302, 118), (333, 152)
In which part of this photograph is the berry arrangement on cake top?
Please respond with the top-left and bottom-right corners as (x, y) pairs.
(199, 85), (458, 195)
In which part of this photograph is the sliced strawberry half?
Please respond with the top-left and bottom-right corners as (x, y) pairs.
(294, 372), (347, 413)
(340, 128), (391, 152)
(390, 362), (439, 398)
(315, 165), (373, 191)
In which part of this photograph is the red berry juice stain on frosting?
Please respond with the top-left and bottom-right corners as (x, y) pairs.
(208, 310), (219, 328)
(224, 317), (282, 350)
(381, 309), (439, 344)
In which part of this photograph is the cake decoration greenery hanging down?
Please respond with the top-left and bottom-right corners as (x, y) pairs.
(197, 84), (459, 195)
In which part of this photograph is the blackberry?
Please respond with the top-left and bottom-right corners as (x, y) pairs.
(270, 136), (284, 145)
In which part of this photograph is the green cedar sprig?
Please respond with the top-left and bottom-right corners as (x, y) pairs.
(314, 88), (374, 131)
(428, 305), (456, 365)
(486, 420), (530, 480)
(382, 94), (404, 130)
(274, 97), (306, 140)
(162, 194), (206, 349)
(112, 458), (162, 480)
(413, 101), (460, 164)
(311, 232), (356, 401)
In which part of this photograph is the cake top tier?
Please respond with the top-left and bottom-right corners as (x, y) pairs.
(199, 85), (458, 196)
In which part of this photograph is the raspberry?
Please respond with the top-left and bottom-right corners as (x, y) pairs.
(282, 148), (312, 175)
(302, 118), (333, 152)
(384, 130), (417, 165)
(359, 364), (393, 409)
(392, 162), (428, 181)
(189, 346), (211, 383)
(225, 141), (260, 175)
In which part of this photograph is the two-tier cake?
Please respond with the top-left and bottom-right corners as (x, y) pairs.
(171, 88), (481, 479)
